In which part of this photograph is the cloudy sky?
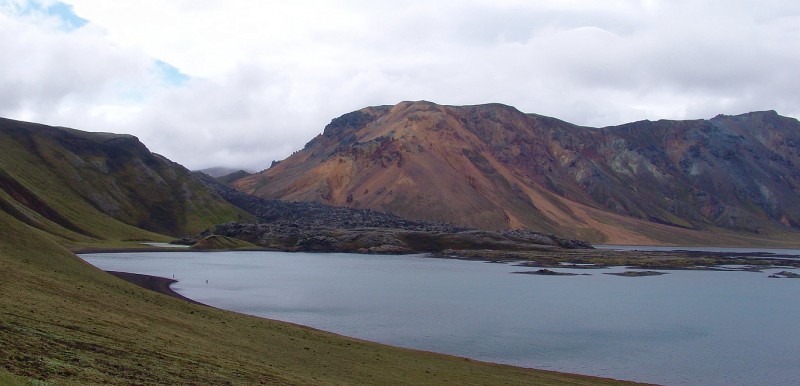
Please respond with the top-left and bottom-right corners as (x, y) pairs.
(2, 0), (798, 171)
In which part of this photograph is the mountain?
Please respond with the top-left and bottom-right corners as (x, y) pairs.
(234, 101), (800, 245)
(197, 166), (242, 177)
(216, 169), (252, 185)
(0, 117), (251, 243)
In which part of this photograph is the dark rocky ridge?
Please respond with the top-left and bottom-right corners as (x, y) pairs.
(198, 172), (465, 231)
(189, 173), (592, 252)
(183, 221), (590, 254)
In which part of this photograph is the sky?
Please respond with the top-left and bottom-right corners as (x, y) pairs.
(1, 0), (799, 171)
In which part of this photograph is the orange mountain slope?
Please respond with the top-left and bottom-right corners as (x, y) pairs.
(235, 101), (800, 245)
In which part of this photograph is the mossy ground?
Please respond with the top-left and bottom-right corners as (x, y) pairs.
(0, 369), (28, 386)
(190, 234), (258, 250)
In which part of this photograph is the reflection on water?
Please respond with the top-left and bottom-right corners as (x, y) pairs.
(82, 250), (800, 386)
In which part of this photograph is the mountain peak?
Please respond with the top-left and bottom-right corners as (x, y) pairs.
(235, 102), (800, 244)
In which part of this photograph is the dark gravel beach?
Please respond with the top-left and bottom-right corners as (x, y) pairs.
(107, 271), (206, 306)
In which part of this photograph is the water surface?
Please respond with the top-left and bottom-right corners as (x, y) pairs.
(82, 251), (800, 386)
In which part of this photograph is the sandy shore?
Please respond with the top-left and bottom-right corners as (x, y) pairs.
(107, 271), (206, 306)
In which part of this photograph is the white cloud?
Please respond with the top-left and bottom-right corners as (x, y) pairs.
(1, 0), (798, 170)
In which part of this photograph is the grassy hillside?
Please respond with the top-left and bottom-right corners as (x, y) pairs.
(0, 211), (632, 384)
(0, 118), (251, 241)
(190, 234), (258, 250)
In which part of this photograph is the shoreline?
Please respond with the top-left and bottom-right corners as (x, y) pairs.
(74, 246), (270, 254)
(106, 271), (207, 306)
(86, 245), (800, 272)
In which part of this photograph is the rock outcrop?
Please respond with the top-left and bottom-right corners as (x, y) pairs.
(189, 175), (592, 253)
(180, 221), (592, 254)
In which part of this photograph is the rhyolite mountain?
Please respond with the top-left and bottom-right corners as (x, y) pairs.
(235, 101), (800, 245)
(0, 117), (251, 243)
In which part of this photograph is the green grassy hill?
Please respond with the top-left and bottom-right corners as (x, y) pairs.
(0, 118), (252, 245)
(190, 234), (258, 250)
(0, 118), (633, 384)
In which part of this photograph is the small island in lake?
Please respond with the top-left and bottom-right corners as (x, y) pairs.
(512, 268), (591, 276)
(768, 271), (800, 279)
(604, 271), (668, 277)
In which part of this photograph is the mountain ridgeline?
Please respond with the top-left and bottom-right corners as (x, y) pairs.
(0, 118), (251, 243)
(235, 101), (800, 245)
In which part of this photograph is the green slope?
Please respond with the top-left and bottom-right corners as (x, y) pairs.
(0, 118), (252, 243)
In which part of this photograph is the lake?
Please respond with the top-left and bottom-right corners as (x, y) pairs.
(81, 250), (800, 386)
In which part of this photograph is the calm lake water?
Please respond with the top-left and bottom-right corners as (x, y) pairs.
(81, 250), (800, 386)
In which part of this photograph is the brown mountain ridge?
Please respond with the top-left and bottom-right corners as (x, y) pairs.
(235, 101), (800, 245)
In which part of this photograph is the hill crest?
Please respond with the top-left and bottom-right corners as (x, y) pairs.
(0, 117), (251, 241)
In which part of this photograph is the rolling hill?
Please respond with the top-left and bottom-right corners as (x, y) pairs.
(235, 101), (800, 245)
(0, 117), (252, 245)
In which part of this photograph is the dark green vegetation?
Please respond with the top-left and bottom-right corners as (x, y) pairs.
(190, 234), (258, 250)
(0, 118), (634, 384)
(0, 368), (28, 386)
(217, 169), (253, 185)
(0, 117), (252, 245)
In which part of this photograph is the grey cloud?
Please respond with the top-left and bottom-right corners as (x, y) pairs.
(0, 12), (151, 121)
(2, 0), (799, 170)
(120, 69), (326, 171)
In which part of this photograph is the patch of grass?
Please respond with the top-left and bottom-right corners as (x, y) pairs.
(190, 235), (258, 250)
(575, 227), (609, 244)
(0, 369), (29, 386)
